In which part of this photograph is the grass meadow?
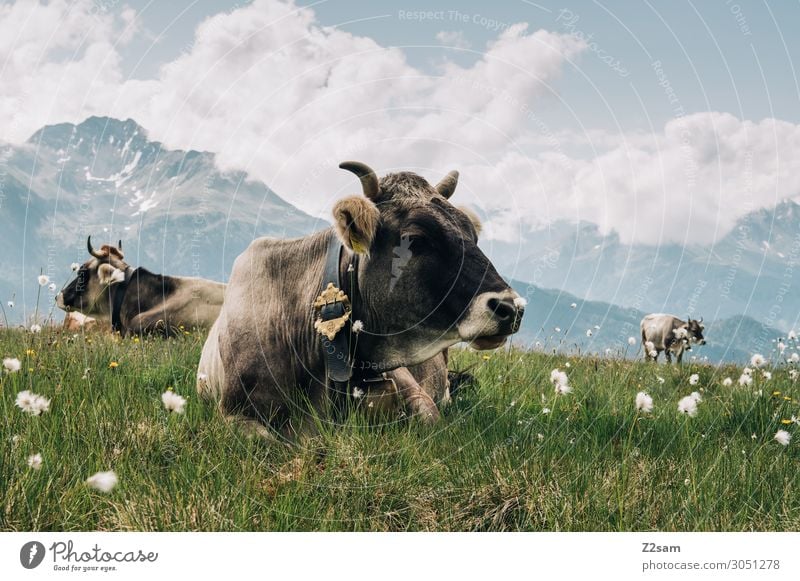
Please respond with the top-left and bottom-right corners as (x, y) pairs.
(1, 327), (799, 531)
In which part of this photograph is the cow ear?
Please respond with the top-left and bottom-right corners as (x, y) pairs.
(97, 263), (124, 285)
(332, 196), (379, 255)
(458, 206), (482, 237)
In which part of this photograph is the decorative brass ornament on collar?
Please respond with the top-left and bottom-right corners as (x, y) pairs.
(313, 282), (351, 341)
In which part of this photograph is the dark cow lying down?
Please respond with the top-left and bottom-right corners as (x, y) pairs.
(198, 161), (524, 438)
(57, 238), (225, 335)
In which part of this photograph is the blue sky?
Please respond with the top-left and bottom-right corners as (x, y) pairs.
(118, 0), (800, 133)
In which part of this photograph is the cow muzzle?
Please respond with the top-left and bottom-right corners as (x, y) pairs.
(458, 290), (525, 350)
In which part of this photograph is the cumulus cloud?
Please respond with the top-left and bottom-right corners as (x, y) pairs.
(478, 112), (800, 244)
(435, 30), (471, 49)
(1, 0), (797, 246)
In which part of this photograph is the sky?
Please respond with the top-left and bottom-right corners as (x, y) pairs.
(2, 0), (800, 246)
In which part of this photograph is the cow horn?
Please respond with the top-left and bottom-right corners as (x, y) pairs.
(699, 316), (703, 323)
(87, 236), (104, 259)
(435, 170), (459, 199)
(339, 161), (379, 200)
(118, 240), (122, 250)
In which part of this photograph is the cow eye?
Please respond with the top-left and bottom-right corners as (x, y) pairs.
(404, 232), (431, 253)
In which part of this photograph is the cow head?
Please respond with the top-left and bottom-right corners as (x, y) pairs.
(676, 317), (706, 349)
(334, 161), (524, 367)
(56, 237), (129, 317)
(685, 317), (706, 346)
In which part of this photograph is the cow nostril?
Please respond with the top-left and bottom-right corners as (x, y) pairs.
(488, 297), (516, 322)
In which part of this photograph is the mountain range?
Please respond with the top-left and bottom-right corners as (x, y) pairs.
(0, 117), (790, 364)
(487, 203), (800, 332)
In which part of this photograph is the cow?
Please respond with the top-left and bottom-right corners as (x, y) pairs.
(640, 313), (706, 364)
(198, 161), (524, 439)
(57, 237), (225, 335)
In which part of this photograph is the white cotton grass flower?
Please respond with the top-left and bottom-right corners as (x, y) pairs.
(689, 373), (699, 385)
(3, 357), (21, 373)
(649, 350), (658, 358)
(47, 283), (56, 292)
(554, 327), (561, 333)
(790, 369), (799, 381)
(351, 320), (364, 334)
(628, 337), (636, 346)
(541, 407), (551, 415)
(161, 391), (187, 414)
(27, 453), (43, 470)
(7, 300), (14, 308)
(585, 329), (593, 337)
(29, 324), (42, 334)
(645, 340), (655, 352)
(678, 395), (698, 417)
(656, 376), (665, 384)
(513, 297), (527, 309)
(570, 302), (577, 309)
(70, 262), (81, 272)
(722, 377), (733, 387)
(550, 369), (571, 395)
(778, 341), (787, 354)
(37, 274), (50, 286)
(742, 367), (753, 375)
(762, 371), (772, 381)
(352, 386), (364, 399)
(15, 390), (51, 415)
(789, 330), (798, 341)
(750, 353), (765, 368)
(690, 391), (702, 403)
(774, 430), (792, 446)
(635, 391), (653, 413)
(86, 470), (118, 493)
(791, 353), (800, 364)
(738, 373), (753, 387)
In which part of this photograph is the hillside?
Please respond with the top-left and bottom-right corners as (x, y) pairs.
(2, 328), (798, 531)
(506, 279), (785, 365)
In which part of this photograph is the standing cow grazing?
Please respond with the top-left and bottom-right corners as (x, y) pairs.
(640, 313), (706, 364)
(198, 161), (524, 439)
(57, 238), (225, 335)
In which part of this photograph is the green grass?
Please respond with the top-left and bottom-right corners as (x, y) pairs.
(1, 327), (798, 531)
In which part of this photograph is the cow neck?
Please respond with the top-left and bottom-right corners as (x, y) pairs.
(110, 266), (135, 333)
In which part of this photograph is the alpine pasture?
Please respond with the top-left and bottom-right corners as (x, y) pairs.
(1, 326), (799, 532)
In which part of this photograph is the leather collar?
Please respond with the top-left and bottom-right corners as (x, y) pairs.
(110, 266), (135, 333)
(317, 233), (356, 392)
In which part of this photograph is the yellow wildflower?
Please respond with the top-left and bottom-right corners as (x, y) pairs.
(781, 419), (793, 425)
(25, 349), (35, 357)
(108, 361), (119, 369)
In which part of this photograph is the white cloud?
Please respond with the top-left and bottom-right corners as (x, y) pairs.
(2, 0), (798, 246)
(477, 112), (800, 244)
(435, 30), (470, 49)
